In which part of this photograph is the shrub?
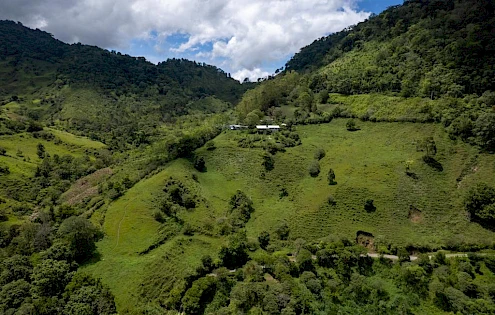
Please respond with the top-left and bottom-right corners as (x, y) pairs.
(153, 210), (165, 223)
(422, 155), (443, 171)
(279, 188), (288, 199)
(314, 148), (325, 160)
(194, 156), (206, 172)
(327, 195), (336, 206)
(262, 152), (275, 171)
(364, 199), (376, 212)
(36, 143), (45, 159)
(346, 119), (358, 131)
(0, 165), (10, 175)
(0, 146), (6, 155)
(205, 141), (216, 151)
(328, 168), (336, 185)
(308, 160), (320, 177)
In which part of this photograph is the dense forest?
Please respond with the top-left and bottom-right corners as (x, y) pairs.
(286, 0), (495, 97)
(0, 20), (254, 149)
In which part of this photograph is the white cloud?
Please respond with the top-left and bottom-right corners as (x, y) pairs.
(232, 68), (271, 82)
(0, 0), (370, 79)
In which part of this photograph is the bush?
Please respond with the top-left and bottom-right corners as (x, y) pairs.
(262, 152), (275, 171)
(422, 155), (443, 171)
(327, 195), (336, 206)
(364, 199), (376, 213)
(0, 165), (10, 175)
(279, 188), (288, 199)
(346, 119), (358, 131)
(205, 141), (216, 151)
(314, 148), (325, 160)
(308, 160), (320, 177)
(153, 210), (165, 223)
(328, 168), (336, 185)
(0, 146), (6, 155)
(194, 156), (206, 172)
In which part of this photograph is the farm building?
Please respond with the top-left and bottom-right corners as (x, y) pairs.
(256, 125), (280, 132)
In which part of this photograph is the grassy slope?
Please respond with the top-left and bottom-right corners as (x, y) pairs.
(85, 119), (495, 313)
(82, 162), (223, 313)
(0, 130), (106, 220)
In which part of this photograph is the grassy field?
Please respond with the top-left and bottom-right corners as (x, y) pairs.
(84, 119), (495, 313)
(0, 130), (105, 181)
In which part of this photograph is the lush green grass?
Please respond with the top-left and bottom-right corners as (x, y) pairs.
(84, 119), (495, 313)
(83, 162), (223, 313)
(0, 132), (103, 162)
(47, 128), (106, 149)
(198, 120), (495, 247)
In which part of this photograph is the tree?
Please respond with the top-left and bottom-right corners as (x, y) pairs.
(0, 279), (31, 310)
(297, 249), (314, 272)
(219, 231), (249, 269)
(258, 231), (270, 250)
(318, 89), (329, 104)
(314, 148), (325, 160)
(37, 143), (45, 159)
(474, 113), (495, 150)
(31, 259), (71, 298)
(274, 221), (290, 240)
(328, 168), (336, 185)
(229, 190), (254, 228)
(420, 137), (437, 157)
(0, 255), (33, 284)
(308, 160), (320, 177)
(464, 183), (495, 224)
(57, 216), (101, 263)
(181, 277), (217, 315)
(63, 273), (117, 315)
(245, 112), (260, 128)
(397, 247), (410, 263)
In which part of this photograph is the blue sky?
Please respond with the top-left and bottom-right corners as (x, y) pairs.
(116, 0), (403, 81)
(0, 0), (403, 81)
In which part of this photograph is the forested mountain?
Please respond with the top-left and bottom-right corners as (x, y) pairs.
(0, 20), (247, 102)
(285, 0), (495, 97)
(0, 20), (253, 148)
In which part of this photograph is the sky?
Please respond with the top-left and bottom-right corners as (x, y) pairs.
(0, 0), (402, 82)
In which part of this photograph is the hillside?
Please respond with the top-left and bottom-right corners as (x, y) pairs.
(2, 1), (495, 314)
(0, 20), (253, 148)
(286, 0), (495, 97)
